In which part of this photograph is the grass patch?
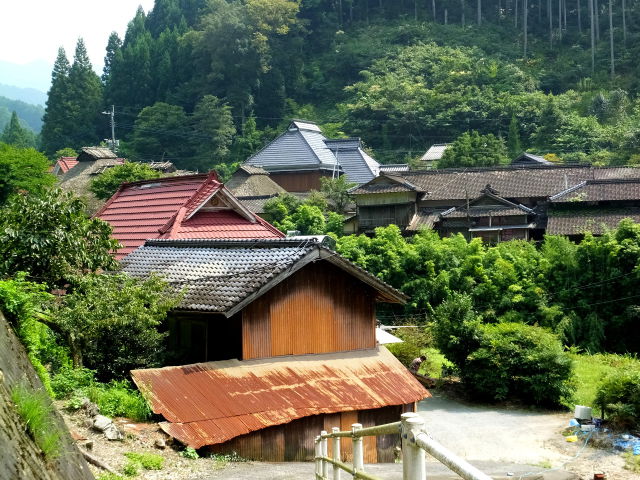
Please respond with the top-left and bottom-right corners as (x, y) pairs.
(52, 367), (150, 421)
(124, 452), (164, 470)
(569, 352), (640, 409)
(96, 474), (125, 480)
(181, 446), (199, 459)
(624, 451), (640, 473)
(11, 383), (63, 460)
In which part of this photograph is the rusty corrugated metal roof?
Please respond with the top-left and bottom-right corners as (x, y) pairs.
(132, 347), (429, 448)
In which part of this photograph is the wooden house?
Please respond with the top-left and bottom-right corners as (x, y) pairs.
(94, 172), (284, 259)
(124, 238), (428, 462)
(350, 165), (640, 240)
(243, 120), (380, 191)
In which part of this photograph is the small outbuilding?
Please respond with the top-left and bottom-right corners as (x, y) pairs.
(124, 238), (429, 461)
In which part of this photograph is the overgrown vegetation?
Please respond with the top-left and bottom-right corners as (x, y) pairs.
(123, 452), (164, 471)
(11, 383), (63, 459)
(90, 163), (161, 200)
(594, 370), (640, 430)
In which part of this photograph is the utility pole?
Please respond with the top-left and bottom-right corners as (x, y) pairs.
(102, 105), (116, 153)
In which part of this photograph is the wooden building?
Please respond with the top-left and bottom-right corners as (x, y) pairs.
(124, 238), (428, 461)
(350, 165), (640, 240)
(243, 120), (380, 191)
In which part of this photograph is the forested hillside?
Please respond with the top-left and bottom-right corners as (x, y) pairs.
(40, 0), (640, 169)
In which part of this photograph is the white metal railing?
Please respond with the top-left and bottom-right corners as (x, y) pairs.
(314, 412), (493, 480)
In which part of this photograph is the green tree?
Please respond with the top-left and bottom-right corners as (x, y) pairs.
(67, 38), (103, 148)
(53, 147), (78, 159)
(1, 112), (36, 148)
(191, 94), (236, 170)
(506, 114), (522, 158)
(438, 131), (509, 168)
(102, 32), (122, 84)
(51, 273), (181, 380)
(0, 143), (55, 204)
(90, 163), (161, 200)
(41, 48), (72, 156)
(0, 189), (119, 288)
(291, 204), (326, 234)
(129, 102), (189, 166)
(320, 175), (356, 212)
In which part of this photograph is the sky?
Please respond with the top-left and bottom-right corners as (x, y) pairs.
(0, 0), (155, 86)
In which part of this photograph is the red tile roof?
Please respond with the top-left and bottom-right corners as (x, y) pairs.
(95, 172), (284, 259)
(55, 157), (79, 173)
(132, 347), (429, 448)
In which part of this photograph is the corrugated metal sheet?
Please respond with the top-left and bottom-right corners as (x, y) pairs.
(420, 144), (449, 161)
(132, 347), (429, 449)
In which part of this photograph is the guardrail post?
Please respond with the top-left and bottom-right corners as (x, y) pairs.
(321, 430), (329, 480)
(315, 436), (322, 480)
(352, 423), (364, 478)
(332, 426), (341, 480)
(401, 413), (426, 480)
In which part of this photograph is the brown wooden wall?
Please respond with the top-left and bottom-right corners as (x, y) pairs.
(207, 404), (415, 462)
(269, 170), (333, 192)
(242, 262), (376, 360)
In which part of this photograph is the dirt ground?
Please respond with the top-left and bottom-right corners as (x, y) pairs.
(57, 393), (636, 480)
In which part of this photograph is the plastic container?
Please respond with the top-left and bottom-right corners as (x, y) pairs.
(574, 405), (593, 420)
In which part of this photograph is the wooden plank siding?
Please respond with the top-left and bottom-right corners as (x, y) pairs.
(242, 262), (376, 360)
(269, 170), (333, 192)
(208, 405), (412, 462)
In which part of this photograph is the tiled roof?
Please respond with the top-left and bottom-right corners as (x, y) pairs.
(121, 239), (407, 314)
(441, 206), (530, 218)
(406, 209), (441, 231)
(550, 179), (640, 202)
(379, 164), (410, 173)
(325, 138), (380, 185)
(54, 157), (79, 174)
(95, 174), (283, 259)
(234, 195), (278, 214)
(245, 121), (338, 171)
(244, 121), (381, 185)
(546, 208), (640, 235)
(511, 152), (552, 166)
(131, 347), (429, 448)
(353, 166), (640, 201)
(420, 144), (449, 161)
(77, 146), (118, 161)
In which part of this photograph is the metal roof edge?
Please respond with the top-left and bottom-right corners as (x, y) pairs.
(549, 181), (588, 201)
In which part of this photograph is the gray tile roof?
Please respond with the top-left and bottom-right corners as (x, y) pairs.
(379, 164), (410, 173)
(244, 122), (381, 185)
(441, 206), (530, 218)
(353, 166), (640, 201)
(511, 152), (552, 166)
(549, 179), (640, 202)
(121, 239), (406, 315)
(546, 208), (640, 235)
(420, 144), (449, 161)
(325, 138), (380, 185)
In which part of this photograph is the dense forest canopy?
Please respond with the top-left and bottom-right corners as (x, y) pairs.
(37, 0), (640, 167)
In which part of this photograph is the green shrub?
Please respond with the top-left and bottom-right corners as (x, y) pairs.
(11, 383), (62, 459)
(386, 327), (431, 368)
(594, 371), (640, 429)
(122, 461), (139, 477)
(96, 474), (125, 480)
(624, 451), (640, 473)
(51, 366), (96, 399)
(181, 446), (199, 459)
(462, 323), (574, 406)
(87, 380), (151, 421)
(124, 452), (164, 470)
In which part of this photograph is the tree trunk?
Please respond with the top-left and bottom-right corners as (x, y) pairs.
(549, 0), (553, 45)
(558, 0), (562, 39)
(595, 0), (600, 41)
(445, 7), (449, 23)
(589, 0), (595, 72)
(578, 0), (582, 33)
(538, 0), (542, 22)
(461, 0), (466, 25)
(609, 0), (614, 76)
(477, 0), (481, 25)
(432, 0), (437, 20)
(622, 0), (626, 44)
(563, 0), (567, 29)
(415, 0), (418, 20)
(524, 0), (528, 58)
(515, 0), (519, 27)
